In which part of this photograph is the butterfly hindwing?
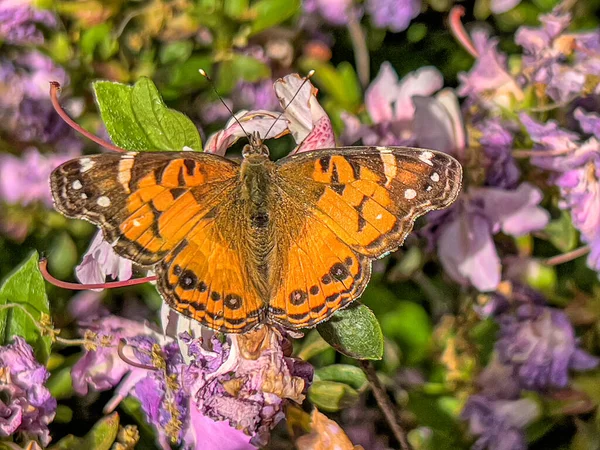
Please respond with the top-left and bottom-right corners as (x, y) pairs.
(156, 223), (266, 333)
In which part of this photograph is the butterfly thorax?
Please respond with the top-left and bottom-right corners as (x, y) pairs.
(238, 154), (279, 300)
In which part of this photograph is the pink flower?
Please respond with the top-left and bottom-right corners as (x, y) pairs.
(205, 73), (335, 155)
(75, 230), (133, 288)
(341, 62), (443, 146)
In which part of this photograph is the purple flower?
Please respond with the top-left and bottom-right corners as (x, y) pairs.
(515, 10), (600, 103)
(497, 305), (599, 390)
(477, 119), (520, 189)
(71, 308), (313, 449)
(342, 62), (443, 146)
(0, 148), (74, 207)
(461, 395), (539, 450)
(412, 89), (466, 155)
(184, 327), (313, 447)
(520, 113), (600, 271)
(233, 79), (280, 112)
(0, 51), (82, 148)
(303, 0), (362, 26)
(457, 30), (523, 109)
(0, 337), (56, 446)
(75, 230), (133, 287)
(430, 184), (549, 291)
(0, 0), (57, 44)
(70, 315), (150, 397)
(366, 0), (421, 33)
(554, 144), (600, 270)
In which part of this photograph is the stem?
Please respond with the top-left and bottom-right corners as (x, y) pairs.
(448, 6), (479, 58)
(0, 303), (93, 347)
(543, 246), (590, 266)
(512, 147), (573, 158)
(39, 258), (156, 290)
(412, 270), (448, 319)
(117, 339), (159, 371)
(49, 82), (126, 153)
(347, 16), (370, 89)
(360, 361), (412, 450)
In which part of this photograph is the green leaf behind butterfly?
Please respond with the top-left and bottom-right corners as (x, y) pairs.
(308, 380), (360, 412)
(0, 252), (51, 363)
(248, 0), (301, 35)
(314, 364), (368, 391)
(48, 412), (120, 450)
(317, 303), (384, 360)
(93, 77), (202, 152)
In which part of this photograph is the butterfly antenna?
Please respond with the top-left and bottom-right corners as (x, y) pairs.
(264, 69), (315, 140)
(199, 69), (251, 140)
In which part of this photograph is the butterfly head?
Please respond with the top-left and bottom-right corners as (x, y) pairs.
(242, 131), (270, 158)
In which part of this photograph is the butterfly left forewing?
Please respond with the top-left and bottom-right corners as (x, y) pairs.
(51, 152), (239, 266)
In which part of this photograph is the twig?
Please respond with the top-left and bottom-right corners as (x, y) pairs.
(50, 82), (126, 153)
(543, 245), (590, 266)
(360, 360), (412, 450)
(347, 16), (370, 89)
(448, 6), (478, 58)
(39, 258), (156, 290)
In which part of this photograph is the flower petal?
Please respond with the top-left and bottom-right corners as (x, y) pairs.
(274, 74), (335, 153)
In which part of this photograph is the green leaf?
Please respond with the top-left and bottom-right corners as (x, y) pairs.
(380, 301), (432, 364)
(317, 303), (384, 360)
(248, 0), (300, 35)
(80, 23), (117, 60)
(314, 364), (368, 391)
(224, 0), (249, 18)
(159, 41), (194, 65)
(93, 77), (202, 151)
(308, 380), (360, 412)
(545, 211), (579, 252)
(296, 329), (331, 361)
(0, 252), (51, 363)
(299, 59), (362, 110)
(49, 412), (120, 450)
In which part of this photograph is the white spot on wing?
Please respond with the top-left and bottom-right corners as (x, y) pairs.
(80, 193), (88, 199)
(133, 219), (141, 227)
(80, 158), (94, 172)
(72, 180), (82, 190)
(418, 151), (434, 166)
(404, 189), (417, 200)
(376, 213), (383, 220)
(430, 172), (440, 182)
(97, 196), (111, 207)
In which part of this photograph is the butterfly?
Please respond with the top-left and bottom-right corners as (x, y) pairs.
(50, 134), (462, 334)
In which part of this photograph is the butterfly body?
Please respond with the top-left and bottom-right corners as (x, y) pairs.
(51, 144), (462, 333)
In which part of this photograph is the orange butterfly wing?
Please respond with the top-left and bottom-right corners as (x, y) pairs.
(51, 152), (266, 332)
(267, 147), (462, 329)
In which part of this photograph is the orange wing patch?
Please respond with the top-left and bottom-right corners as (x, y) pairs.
(157, 223), (266, 333)
(279, 148), (462, 258)
(268, 215), (370, 329)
